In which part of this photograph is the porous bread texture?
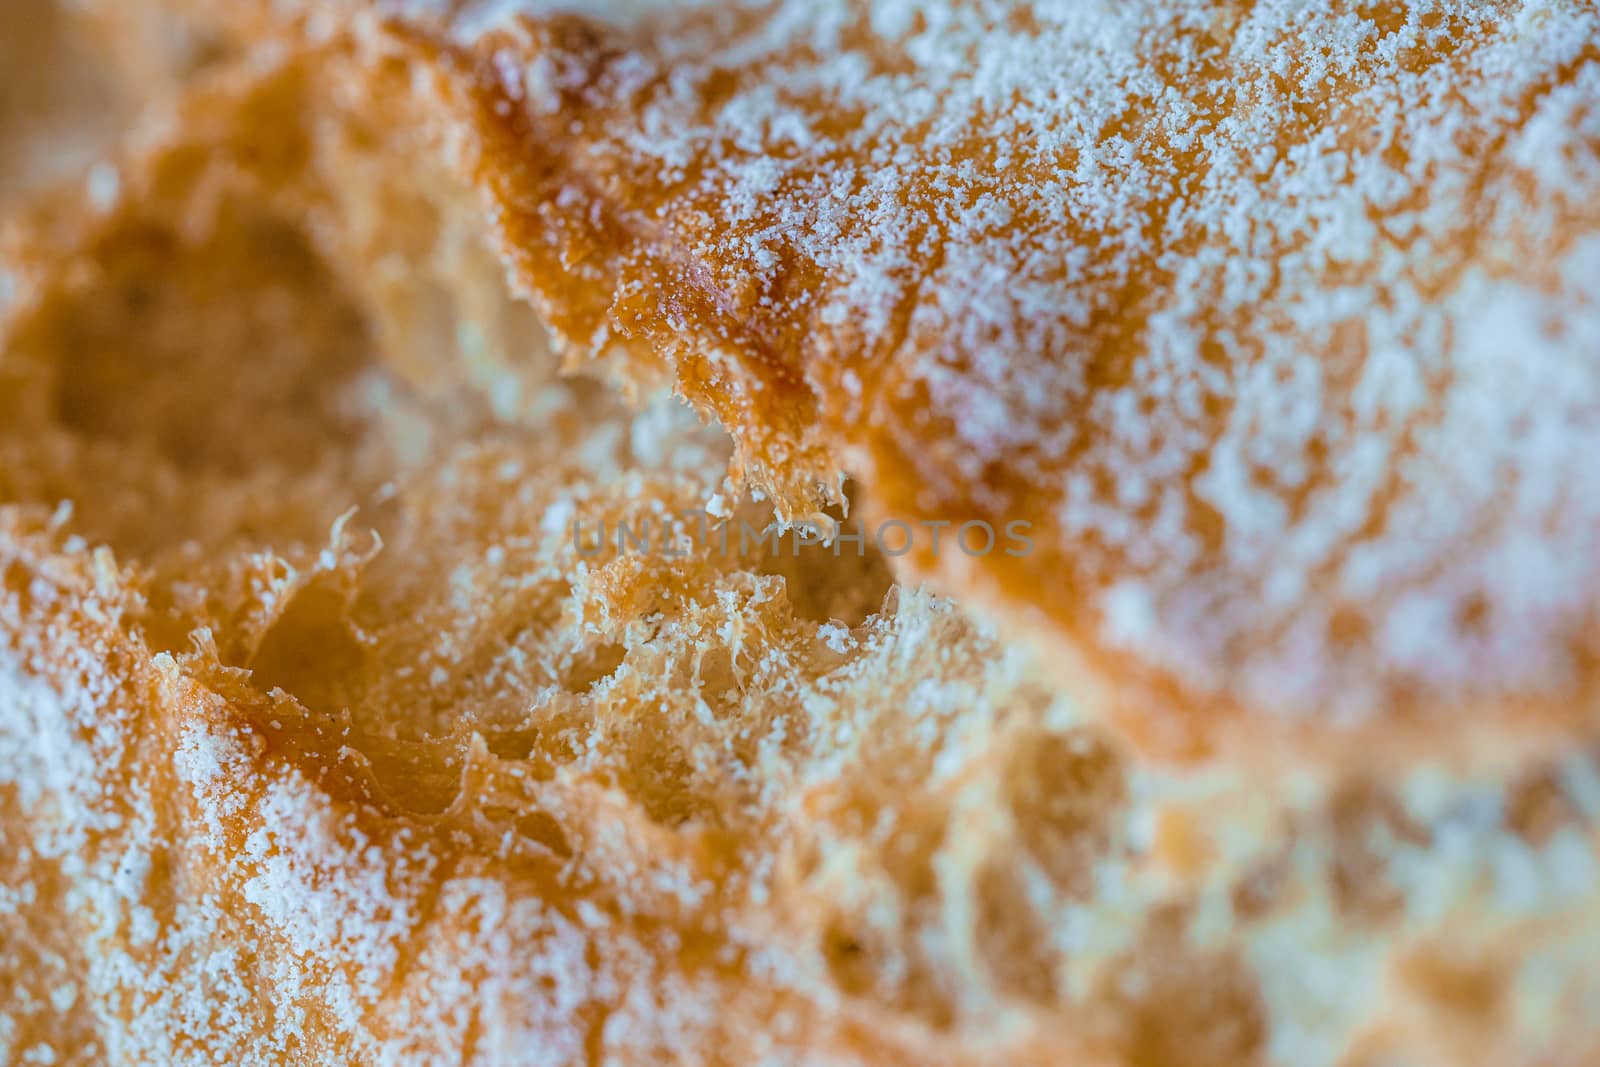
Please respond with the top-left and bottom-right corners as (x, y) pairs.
(3, 31), (1600, 1067)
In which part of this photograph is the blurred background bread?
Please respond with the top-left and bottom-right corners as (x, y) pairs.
(2, 3), (1599, 1066)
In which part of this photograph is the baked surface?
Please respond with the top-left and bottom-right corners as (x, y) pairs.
(1, 3), (1599, 1066)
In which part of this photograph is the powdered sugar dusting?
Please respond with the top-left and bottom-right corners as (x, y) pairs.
(0, 571), (631, 1063)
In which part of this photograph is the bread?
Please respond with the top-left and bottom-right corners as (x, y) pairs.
(2, 3), (1599, 1066)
